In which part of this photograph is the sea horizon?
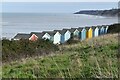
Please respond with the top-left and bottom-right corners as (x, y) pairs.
(1, 13), (118, 39)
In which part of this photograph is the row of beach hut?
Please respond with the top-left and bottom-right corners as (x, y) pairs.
(13, 25), (109, 44)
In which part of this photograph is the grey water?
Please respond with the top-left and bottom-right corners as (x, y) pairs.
(1, 13), (118, 39)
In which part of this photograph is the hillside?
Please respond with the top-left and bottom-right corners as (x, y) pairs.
(2, 33), (119, 78)
(74, 9), (120, 17)
(108, 23), (120, 33)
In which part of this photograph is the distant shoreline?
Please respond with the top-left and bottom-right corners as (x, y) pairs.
(74, 9), (120, 17)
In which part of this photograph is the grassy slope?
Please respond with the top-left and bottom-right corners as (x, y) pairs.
(2, 34), (119, 78)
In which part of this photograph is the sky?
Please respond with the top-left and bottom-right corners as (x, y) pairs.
(1, 2), (118, 13)
(2, 0), (120, 2)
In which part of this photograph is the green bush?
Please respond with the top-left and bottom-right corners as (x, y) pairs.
(2, 39), (59, 62)
(108, 23), (120, 33)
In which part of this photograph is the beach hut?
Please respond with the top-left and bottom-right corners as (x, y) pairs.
(42, 31), (55, 41)
(92, 26), (99, 37)
(86, 27), (93, 39)
(98, 26), (105, 35)
(104, 25), (109, 34)
(54, 29), (71, 43)
(70, 28), (79, 37)
(29, 32), (43, 41)
(42, 32), (51, 40)
(13, 33), (30, 40)
(53, 30), (62, 44)
(62, 29), (71, 42)
(54, 29), (71, 44)
(78, 27), (86, 40)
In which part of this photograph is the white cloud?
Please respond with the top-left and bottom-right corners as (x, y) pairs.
(2, 0), (120, 2)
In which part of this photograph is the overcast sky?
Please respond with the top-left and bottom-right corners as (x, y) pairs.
(2, 2), (118, 13)
(1, 0), (119, 13)
(2, 0), (120, 2)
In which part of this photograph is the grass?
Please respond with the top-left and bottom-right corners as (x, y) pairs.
(2, 33), (119, 78)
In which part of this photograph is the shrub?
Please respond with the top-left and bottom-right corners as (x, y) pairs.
(66, 38), (80, 45)
(108, 24), (120, 33)
(2, 39), (59, 62)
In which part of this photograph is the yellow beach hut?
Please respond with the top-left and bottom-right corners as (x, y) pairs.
(85, 27), (93, 39)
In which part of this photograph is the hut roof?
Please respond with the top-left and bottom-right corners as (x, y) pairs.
(42, 31), (56, 36)
(97, 26), (105, 29)
(97, 26), (101, 29)
(92, 26), (98, 30)
(54, 29), (69, 35)
(62, 28), (71, 32)
(85, 27), (91, 30)
(78, 27), (85, 31)
(30, 32), (44, 38)
(14, 33), (30, 39)
(102, 25), (108, 28)
(70, 28), (79, 32)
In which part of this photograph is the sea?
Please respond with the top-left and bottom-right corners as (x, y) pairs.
(1, 13), (118, 39)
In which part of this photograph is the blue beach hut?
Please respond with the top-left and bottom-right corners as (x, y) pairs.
(104, 25), (109, 34)
(98, 26), (105, 35)
(78, 27), (86, 40)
